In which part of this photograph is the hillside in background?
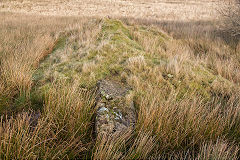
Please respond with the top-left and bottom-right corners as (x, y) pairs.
(0, 0), (220, 21)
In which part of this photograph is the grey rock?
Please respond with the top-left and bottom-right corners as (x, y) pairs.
(95, 80), (136, 137)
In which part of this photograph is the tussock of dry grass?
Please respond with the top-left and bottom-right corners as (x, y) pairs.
(93, 130), (156, 160)
(0, 81), (95, 159)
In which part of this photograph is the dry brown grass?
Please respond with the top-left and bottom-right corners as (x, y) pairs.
(0, 1), (240, 158)
(0, 13), (99, 159)
(0, 0), (222, 21)
(0, 81), (96, 159)
(0, 13), (91, 113)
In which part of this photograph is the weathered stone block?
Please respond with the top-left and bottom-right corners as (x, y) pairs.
(95, 80), (136, 137)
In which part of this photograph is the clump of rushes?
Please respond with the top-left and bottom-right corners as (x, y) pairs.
(93, 130), (156, 160)
(0, 81), (96, 159)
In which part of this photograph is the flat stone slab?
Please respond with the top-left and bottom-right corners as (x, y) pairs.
(95, 80), (136, 137)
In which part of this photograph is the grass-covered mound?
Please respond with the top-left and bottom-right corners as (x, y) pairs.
(34, 18), (236, 104)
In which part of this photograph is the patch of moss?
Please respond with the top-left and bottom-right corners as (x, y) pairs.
(30, 91), (44, 111)
(191, 65), (216, 84)
(52, 36), (67, 52)
(136, 25), (170, 53)
(13, 94), (29, 109)
(73, 19), (146, 88)
(139, 26), (170, 40)
(32, 67), (45, 82)
(173, 63), (235, 102)
(0, 95), (11, 114)
(88, 50), (99, 60)
(101, 19), (143, 51)
(176, 80), (211, 101)
(102, 19), (133, 39)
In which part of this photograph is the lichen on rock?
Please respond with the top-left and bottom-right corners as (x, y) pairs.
(95, 80), (136, 137)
